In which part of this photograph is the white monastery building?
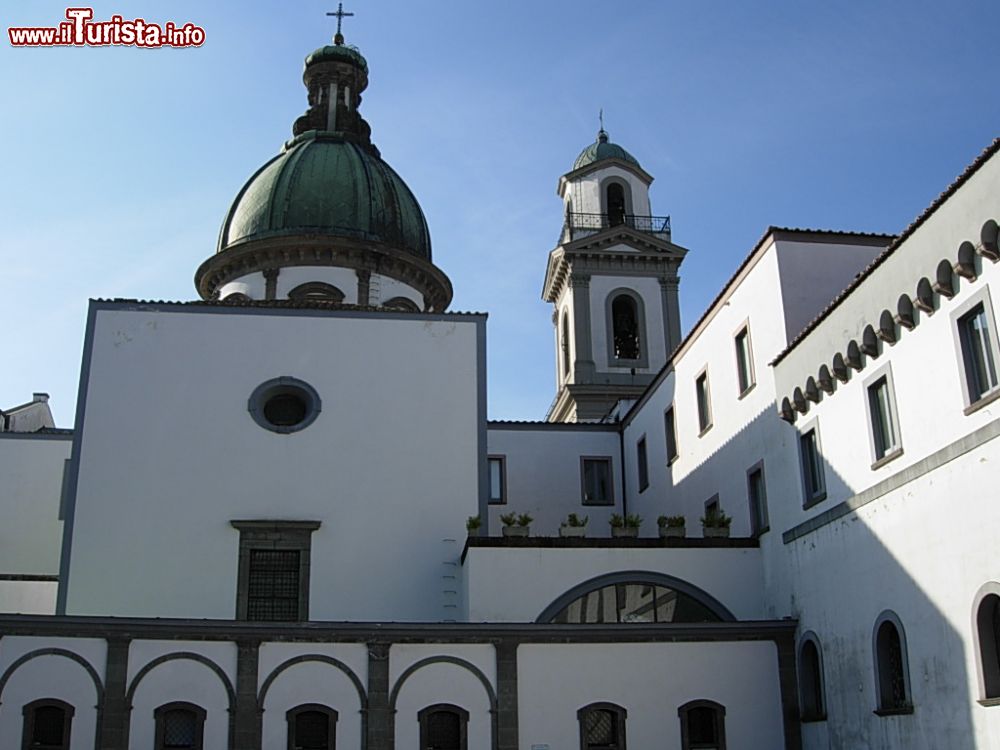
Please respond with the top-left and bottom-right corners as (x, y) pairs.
(2, 24), (999, 750)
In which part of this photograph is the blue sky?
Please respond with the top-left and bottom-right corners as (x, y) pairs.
(2, 0), (998, 426)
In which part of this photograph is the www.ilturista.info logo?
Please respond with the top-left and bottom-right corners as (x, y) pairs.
(9, 7), (205, 48)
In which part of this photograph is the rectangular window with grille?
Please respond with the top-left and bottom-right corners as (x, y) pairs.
(247, 549), (301, 621)
(231, 520), (319, 622)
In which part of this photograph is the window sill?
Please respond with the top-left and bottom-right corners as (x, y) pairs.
(666, 455), (679, 467)
(738, 382), (757, 400)
(754, 525), (770, 537)
(698, 423), (713, 438)
(871, 447), (904, 471)
(582, 500), (614, 507)
(638, 484), (649, 494)
(488, 500), (507, 506)
(800, 713), (827, 723)
(802, 492), (827, 510)
(964, 388), (1000, 416)
(873, 705), (913, 717)
(977, 697), (1000, 707)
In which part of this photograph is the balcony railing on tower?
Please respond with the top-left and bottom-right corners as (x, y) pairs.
(561, 212), (671, 244)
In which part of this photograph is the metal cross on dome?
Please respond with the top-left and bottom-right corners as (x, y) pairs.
(327, 2), (354, 44)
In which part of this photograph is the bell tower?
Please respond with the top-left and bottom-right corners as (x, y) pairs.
(543, 128), (688, 422)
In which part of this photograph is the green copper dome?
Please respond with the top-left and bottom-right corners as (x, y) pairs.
(218, 130), (432, 261)
(572, 130), (640, 171)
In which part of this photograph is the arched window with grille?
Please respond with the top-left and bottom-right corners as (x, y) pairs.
(286, 704), (337, 750)
(21, 699), (73, 750)
(154, 702), (206, 750)
(974, 586), (1000, 701)
(873, 611), (913, 714)
(418, 704), (468, 750)
(678, 700), (726, 750)
(578, 702), (626, 750)
(288, 282), (345, 303)
(798, 633), (826, 721)
(606, 291), (647, 367)
(383, 296), (420, 312)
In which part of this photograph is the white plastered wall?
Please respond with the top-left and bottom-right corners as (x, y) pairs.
(486, 426), (622, 535)
(275, 266), (360, 303)
(257, 643), (368, 749)
(0, 434), (69, 614)
(390, 645), (495, 750)
(63, 307), (482, 621)
(219, 273), (265, 300)
(622, 244), (788, 539)
(464, 546), (763, 622)
(371, 274), (424, 309)
(517, 642), (785, 750)
(126, 641), (235, 750)
(765, 154), (1000, 748)
(0, 636), (105, 750)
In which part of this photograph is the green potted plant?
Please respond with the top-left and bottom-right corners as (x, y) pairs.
(700, 509), (732, 539)
(610, 513), (642, 538)
(501, 511), (532, 537)
(658, 514), (686, 539)
(559, 512), (589, 538)
(466, 515), (482, 537)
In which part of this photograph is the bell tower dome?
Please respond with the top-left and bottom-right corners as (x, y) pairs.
(543, 127), (688, 422)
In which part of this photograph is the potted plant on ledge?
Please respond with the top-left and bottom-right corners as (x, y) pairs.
(501, 511), (533, 537)
(559, 513), (589, 538)
(466, 515), (482, 537)
(658, 515), (686, 539)
(610, 513), (643, 538)
(700, 509), (732, 539)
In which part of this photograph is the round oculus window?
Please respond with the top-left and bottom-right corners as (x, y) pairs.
(248, 377), (321, 434)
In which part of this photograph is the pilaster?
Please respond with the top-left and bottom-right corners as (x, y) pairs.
(776, 634), (803, 750)
(263, 268), (280, 301)
(366, 641), (392, 750)
(357, 269), (372, 307)
(233, 638), (261, 750)
(570, 274), (596, 381)
(659, 274), (682, 355)
(98, 637), (130, 750)
(494, 640), (519, 750)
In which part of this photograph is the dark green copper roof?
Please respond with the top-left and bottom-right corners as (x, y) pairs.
(305, 43), (368, 72)
(572, 130), (640, 171)
(218, 130), (431, 260)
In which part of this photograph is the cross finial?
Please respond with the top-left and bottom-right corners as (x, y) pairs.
(598, 108), (608, 142)
(326, 2), (355, 45)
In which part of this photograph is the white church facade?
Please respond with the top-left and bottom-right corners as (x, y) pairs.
(1, 26), (999, 750)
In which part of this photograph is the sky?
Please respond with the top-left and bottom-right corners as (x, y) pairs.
(2, 0), (999, 427)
